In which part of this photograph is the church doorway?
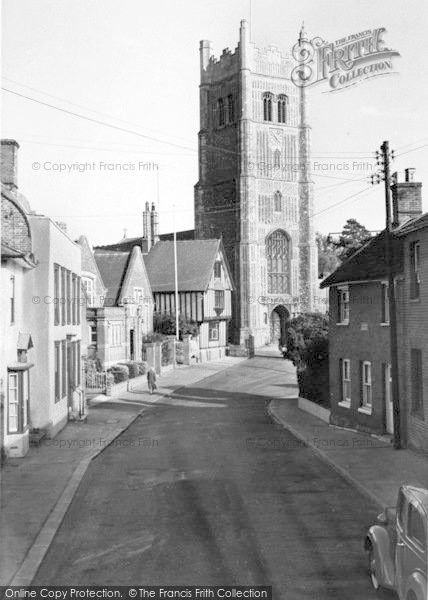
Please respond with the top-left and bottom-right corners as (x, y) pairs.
(269, 305), (290, 346)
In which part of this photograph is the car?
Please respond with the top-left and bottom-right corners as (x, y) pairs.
(364, 485), (428, 600)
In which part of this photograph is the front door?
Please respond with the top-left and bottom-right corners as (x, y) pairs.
(384, 363), (394, 435)
(130, 329), (135, 361)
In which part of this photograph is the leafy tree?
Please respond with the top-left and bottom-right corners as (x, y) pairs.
(335, 218), (372, 260)
(153, 312), (198, 339)
(285, 312), (329, 406)
(316, 232), (341, 278)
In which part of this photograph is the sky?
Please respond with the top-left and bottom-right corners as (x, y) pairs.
(2, 0), (428, 245)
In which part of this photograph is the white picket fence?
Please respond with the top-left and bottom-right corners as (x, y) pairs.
(85, 370), (107, 395)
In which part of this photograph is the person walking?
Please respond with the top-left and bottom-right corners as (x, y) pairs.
(147, 366), (157, 395)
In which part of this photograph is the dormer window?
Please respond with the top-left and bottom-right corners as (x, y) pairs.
(263, 93), (273, 121)
(82, 276), (95, 307)
(218, 98), (225, 127)
(278, 95), (288, 123)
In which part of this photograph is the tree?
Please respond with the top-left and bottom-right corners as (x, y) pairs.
(316, 232), (341, 278)
(153, 312), (198, 339)
(285, 312), (329, 406)
(335, 218), (372, 260)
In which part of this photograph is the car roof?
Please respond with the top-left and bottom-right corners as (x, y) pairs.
(402, 485), (428, 514)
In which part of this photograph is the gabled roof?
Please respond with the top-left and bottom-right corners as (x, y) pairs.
(159, 229), (196, 241)
(95, 237), (149, 254)
(144, 239), (224, 292)
(395, 212), (428, 236)
(320, 230), (403, 288)
(94, 251), (131, 305)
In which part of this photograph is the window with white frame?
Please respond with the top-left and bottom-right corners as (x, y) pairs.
(8, 370), (30, 433)
(381, 282), (390, 324)
(82, 276), (95, 307)
(209, 321), (219, 342)
(337, 286), (350, 323)
(361, 361), (372, 410)
(410, 241), (421, 299)
(341, 359), (351, 406)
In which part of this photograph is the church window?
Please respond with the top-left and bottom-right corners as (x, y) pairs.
(218, 98), (225, 126)
(274, 150), (281, 170)
(274, 191), (282, 212)
(278, 95), (288, 123)
(227, 95), (235, 123)
(263, 93), (272, 121)
(266, 230), (289, 294)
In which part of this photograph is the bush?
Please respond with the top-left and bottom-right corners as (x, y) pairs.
(110, 364), (129, 383)
(134, 361), (147, 375)
(285, 312), (329, 407)
(118, 361), (140, 379)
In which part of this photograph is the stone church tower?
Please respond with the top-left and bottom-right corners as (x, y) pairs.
(194, 21), (318, 347)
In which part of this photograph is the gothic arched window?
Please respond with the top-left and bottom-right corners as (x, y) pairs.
(266, 230), (289, 294)
(274, 190), (282, 212)
(274, 150), (281, 170)
(227, 94), (235, 123)
(263, 93), (273, 121)
(278, 95), (288, 123)
(218, 98), (225, 126)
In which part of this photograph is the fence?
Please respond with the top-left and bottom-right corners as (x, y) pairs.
(85, 370), (107, 395)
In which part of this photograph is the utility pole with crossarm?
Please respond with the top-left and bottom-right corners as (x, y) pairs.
(371, 141), (402, 449)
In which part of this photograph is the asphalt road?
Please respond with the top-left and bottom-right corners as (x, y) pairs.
(33, 356), (392, 599)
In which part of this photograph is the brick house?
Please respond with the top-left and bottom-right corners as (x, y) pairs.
(321, 169), (423, 444)
(396, 212), (428, 453)
(1, 141), (37, 458)
(143, 239), (234, 362)
(1, 140), (84, 457)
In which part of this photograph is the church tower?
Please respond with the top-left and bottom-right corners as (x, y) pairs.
(194, 21), (318, 347)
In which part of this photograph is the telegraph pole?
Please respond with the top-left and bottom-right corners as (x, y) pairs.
(173, 203), (180, 342)
(372, 141), (401, 449)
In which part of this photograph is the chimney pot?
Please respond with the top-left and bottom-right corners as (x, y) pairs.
(405, 168), (416, 182)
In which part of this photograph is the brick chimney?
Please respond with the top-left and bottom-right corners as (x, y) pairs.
(150, 202), (159, 247)
(391, 168), (422, 228)
(143, 201), (152, 252)
(1, 139), (19, 191)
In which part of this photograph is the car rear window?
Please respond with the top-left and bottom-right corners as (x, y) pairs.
(408, 503), (427, 549)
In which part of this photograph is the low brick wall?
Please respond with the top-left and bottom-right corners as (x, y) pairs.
(298, 397), (331, 424)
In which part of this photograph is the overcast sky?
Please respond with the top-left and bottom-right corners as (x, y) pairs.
(2, 0), (428, 245)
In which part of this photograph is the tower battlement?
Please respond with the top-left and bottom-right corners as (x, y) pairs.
(200, 42), (240, 83)
(195, 21), (318, 346)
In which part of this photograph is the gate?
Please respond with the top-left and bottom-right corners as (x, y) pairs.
(85, 370), (107, 395)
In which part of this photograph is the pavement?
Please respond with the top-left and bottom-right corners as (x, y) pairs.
(268, 359), (428, 510)
(29, 355), (383, 598)
(2, 350), (428, 590)
(0, 356), (245, 587)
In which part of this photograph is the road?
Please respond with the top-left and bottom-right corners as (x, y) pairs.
(33, 355), (392, 598)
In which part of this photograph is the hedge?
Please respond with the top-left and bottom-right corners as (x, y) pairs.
(110, 364), (129, 383)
